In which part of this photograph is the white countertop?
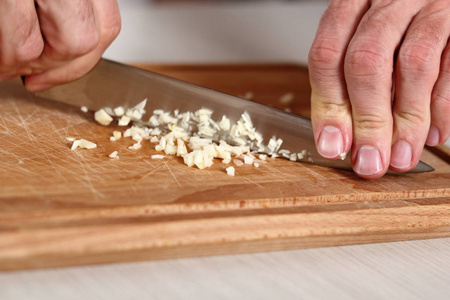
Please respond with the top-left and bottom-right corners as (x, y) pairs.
(1, 238), (450, 299)
(1, 1), (449, 299)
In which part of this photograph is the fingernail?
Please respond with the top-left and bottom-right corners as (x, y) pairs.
(425, 125), (440, 146)
(390, 140), (412, 169)
(355, 145), (383, 176)
(317, 125), (344, 158)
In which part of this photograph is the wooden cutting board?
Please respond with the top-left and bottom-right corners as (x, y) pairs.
(0, 64), (449, 271)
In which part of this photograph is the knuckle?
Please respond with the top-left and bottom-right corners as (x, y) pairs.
(394, 110), (428, 127)
(15, 36), (44, 63)
(102, 13), (122, 44)
(5, 14), (43, 65)
(76, 32), (101, 55)
(52, 32), (100, 59)
(432, 92), (450, 110)
(73, 31), (101, 57)
(345, 46), (390, 78)
(398, 43), (438, 74)
(314, 98), (351, 118)
(353, 113), (390, 133)
(309, 39), (342, 70)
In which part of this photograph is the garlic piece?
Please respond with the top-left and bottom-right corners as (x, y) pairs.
(114, 106), (125, 117)
(109, 151), (119, 159)
(118, 115), (131, 126)
(95, 109), (113, 126)
(226, 166), (235, 176)
(71, 139), (97, 150)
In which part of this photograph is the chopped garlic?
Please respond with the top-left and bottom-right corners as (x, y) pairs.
(164, 144), (177, 155)
(128, 142), (142, 150)
(233, 159), (244, 167)
(149, 115), (159, 127)
(118, 115), (131, 126)
(339, 152), (347, 160)
(114, 106), (125, 117)
(243, 154), (254, 165)
(87, 103), (309, 173)
(226, 166), (235, 176)
(66, 137), (76, 142)
(183, 149), (214, 170)
(108, 151), (119, 159)
(151, 154), (165, 159)
(95, 109), (113, 126)
(219, 116), (231, 131)
(71, 139), (97, 150)
(176, 139), (188, 156)
(81, 106), (88, 113)
(113, 131), (122, 139)
(133, 99), (147, 113)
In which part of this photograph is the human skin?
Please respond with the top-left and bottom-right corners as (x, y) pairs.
(309, 0), (450, 179)
(0, 0), (121, 92)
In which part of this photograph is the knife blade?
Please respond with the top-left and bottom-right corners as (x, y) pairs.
(36, 59), (433, 174)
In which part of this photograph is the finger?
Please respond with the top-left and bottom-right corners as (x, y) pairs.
(0, 0), (43, 72)
(33, 0), (101, 65)
(309, 0), (369, 160)
(24, 0), (121, 91)
(24, 52), (103, 91)
(344, 1), (420, 179)
(427, 43), (450, 146)
(391, 3), (450, 171)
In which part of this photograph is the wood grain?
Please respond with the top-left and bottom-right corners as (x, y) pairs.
(0, 64), (449, 271)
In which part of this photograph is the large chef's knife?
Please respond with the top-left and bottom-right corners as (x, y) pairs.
(36, 59), (433, 173)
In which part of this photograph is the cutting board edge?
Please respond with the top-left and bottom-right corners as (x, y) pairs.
(2, 226), (450, 272)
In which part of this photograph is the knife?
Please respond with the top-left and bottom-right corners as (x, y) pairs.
(36, 59), (433, 174)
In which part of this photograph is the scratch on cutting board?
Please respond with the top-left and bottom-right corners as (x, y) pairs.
(164, 162), (182, 187)
(244, 177), (265, 189)
(135, 162), (166, 183)
(16, 109), (39, 127)
(11, 101), (38, 143)
(0, 114), (13, 135)
(69, 152), (106, 199)
(304, 167), (326, 180)
(263, 165), (289, 183)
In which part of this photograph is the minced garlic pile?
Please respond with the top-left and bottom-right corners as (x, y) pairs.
(72, 99), (312, 176)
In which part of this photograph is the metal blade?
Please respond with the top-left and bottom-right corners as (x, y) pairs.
(37, 59), (434, 174)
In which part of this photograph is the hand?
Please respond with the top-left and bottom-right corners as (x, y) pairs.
(0, 0), (121, 92)
(308, 0), (450, 179)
